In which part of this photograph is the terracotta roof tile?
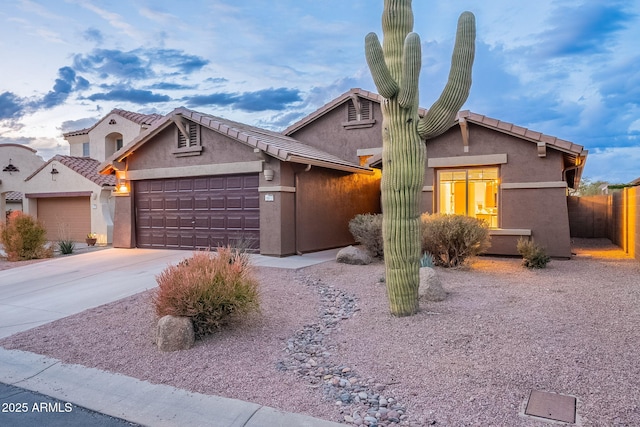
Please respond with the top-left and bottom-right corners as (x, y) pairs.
(63, 109), (164, 138)
(5, 191), (22, 202)
(26, 155), (115, 186)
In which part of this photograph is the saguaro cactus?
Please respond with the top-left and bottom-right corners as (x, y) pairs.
(365, 1), (475, 316)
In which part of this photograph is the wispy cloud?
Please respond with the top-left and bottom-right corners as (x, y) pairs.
(0, 92), (26, 120)
(535, 2), (635, 58)
(185, 87), (302, 112)
(72, 0), (140, 38)
(87, 88), (171, 103)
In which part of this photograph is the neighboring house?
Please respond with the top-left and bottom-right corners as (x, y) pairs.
(284, 88), (588, 258)
(4, 192), (23, 217)
(22, 156), (116, 242)
(4, 109), (164, 244)
(99, 107), (380, 256)
(0, 144), (45, 221)
(64, 109), (164, 162)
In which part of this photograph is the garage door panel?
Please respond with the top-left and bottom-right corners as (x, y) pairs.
(37, 197), (91, 242)
(135, 174), (259, 250)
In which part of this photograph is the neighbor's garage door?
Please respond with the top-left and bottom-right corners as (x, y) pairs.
(135, 174), (260, 250)
(37, 197), (91, 242)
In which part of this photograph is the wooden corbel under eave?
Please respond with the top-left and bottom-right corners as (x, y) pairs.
(537, 141), (547, 158)
(171, 115), (190, 141)
(459, 117), (470, 153)
(253, 148), (271, 163)
(350, 93), (363, 121)
(111, 159), (126, 171)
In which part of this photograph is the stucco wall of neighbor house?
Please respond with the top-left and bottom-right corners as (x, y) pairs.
(0, 145), (46, 220)
(422, 124), (572, 257)
(287, 100), (383, 165)
(90, 113), (144, 162)
(22, 160), (114, 243)
(67, 134), (89, 157)
(296, 167), (381, 253)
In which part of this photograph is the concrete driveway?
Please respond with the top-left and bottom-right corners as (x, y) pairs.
(0, 247), (340, 339)
(0, 248), (191, 339)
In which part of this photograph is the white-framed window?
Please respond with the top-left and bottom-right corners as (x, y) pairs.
(437, 167), (499, 228)
(82, 142), (90, 157)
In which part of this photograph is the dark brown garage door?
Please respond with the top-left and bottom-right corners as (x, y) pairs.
(135, 174), (260, 250)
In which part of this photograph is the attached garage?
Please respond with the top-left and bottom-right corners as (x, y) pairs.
(134, 174), (260, 250)
(36, 195), (91, 241)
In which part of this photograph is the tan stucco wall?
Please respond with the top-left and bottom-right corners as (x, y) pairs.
(0, 144), (46, 221)
(288, 101), (383, 164)
(67, 113), (145, 161)
(296, 167), (381, 253)
(22, 160), (114, 244)
(422, 124), (572, 257)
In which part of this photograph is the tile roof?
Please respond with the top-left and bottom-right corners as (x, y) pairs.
(63, 109), (164, 137)
(283, 88), (428, 136)
(458, 111), (586, 157)
(5, 191), (22, 202)
(26, 155), (116, 186)
(100, 107), (373, 175)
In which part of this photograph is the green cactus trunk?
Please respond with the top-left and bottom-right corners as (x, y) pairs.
(366, 0), (475, 316)
(381, 101), (424, 316)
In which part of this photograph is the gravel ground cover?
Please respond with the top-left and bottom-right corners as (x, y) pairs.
(1, 238), (639, 426)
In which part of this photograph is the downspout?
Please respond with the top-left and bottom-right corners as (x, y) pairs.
(294, 164), (312, 255)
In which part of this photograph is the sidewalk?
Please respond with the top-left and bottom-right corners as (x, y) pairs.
(0, 247), (344, 426)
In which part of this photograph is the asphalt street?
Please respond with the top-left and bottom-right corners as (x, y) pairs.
(0, 382), (139, 427)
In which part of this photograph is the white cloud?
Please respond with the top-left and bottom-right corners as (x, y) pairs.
(584, 146), (640, 183)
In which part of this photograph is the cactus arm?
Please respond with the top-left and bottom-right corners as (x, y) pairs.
(398, 32), (421, 109)
(418, 11), (476, 140)
(365, 32), (399, 99)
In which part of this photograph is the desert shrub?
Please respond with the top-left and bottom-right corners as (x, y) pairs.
(58, 239), (75, 255)
(420, 251), (435, 268)
(517, 237), (550, 269)
(348, 213), (383, 258)
(420, 213), (490, 268)
(0, 211), (53, 261)
(153, 247), (260, 339)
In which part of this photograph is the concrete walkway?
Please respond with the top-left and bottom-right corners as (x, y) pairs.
(0, 247), (343, 427)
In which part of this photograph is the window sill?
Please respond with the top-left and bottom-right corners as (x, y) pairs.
(342, 119), (376, 130)
(172, 146), (203, 157)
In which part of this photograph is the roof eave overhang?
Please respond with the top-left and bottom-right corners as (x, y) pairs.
(286, 155), (374, 175)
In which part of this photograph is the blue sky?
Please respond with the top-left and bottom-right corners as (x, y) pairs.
(1, 0), (638, 183)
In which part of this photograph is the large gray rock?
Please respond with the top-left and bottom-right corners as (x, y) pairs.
(336, 245), (372, 265)
(156, 315), (195, 351)
(419, 267), (446, 301)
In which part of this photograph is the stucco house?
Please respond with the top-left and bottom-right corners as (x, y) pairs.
(0, 144), (45, 220)
(18, 109), (163, 244)
(284, 88), (588, 258)
(99, 107), (380, 256)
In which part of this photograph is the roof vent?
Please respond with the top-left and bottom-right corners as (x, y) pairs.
(109, 119), (117, 124)
(2, 159), (19, 173)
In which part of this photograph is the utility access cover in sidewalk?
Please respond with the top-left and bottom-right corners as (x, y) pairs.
(525, 390), (576, 423)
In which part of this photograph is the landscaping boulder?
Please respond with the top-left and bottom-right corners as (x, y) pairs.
(336, 245), (372, 265)
(156, 315), (195, 351)
(419, 267), (446, 301)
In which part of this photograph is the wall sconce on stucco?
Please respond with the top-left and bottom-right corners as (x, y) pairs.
(263, 169), (274, 181)
(114, 170), (130, 195)
(50, 166), (59, 181)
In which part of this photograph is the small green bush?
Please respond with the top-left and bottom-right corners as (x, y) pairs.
(517, 238), (550, 269)
(58, 239), (75, 255)
(348, 213), (383, 258)
(153, 247), (260, 339)
(420, 213), (490, 268)
(0, 211), (53, 261)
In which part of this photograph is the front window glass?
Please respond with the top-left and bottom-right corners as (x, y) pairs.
(438, 167), (498, 228)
